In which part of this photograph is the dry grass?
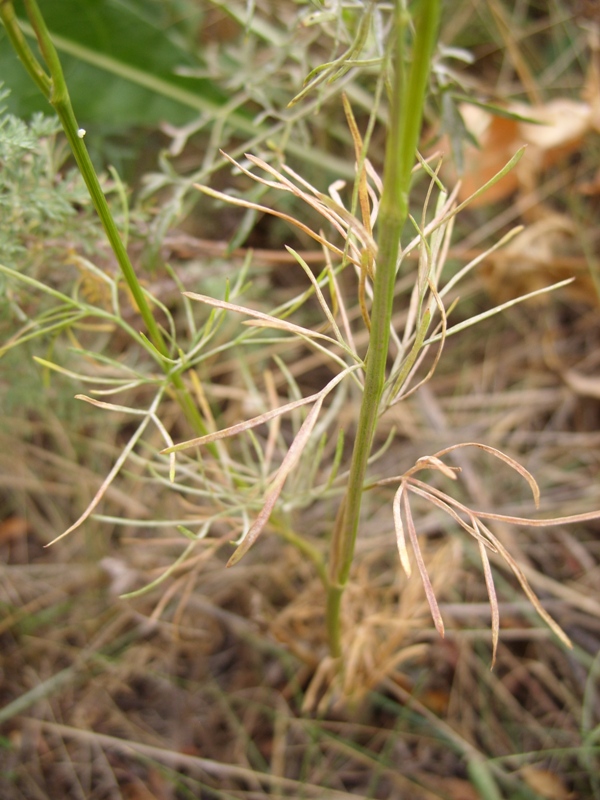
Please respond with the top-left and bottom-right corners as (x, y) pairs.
(2, 284), (599, 798)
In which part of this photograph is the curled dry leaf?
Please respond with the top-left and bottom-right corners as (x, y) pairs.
(389, 443), (600, 658)
(443, 97), (599, 207)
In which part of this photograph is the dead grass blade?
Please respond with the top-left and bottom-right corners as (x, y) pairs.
(162, 390), (323, 454)
(285, 246), (347, 348)
(389, 276), (447, 404)
(32, 720), (361, 800)
(383, 435), (593, 653)
(196, 183), (351, 263)
(402, 490), (445, 637)
(78, 393), (176, 481)
(405, 481), (493, 549)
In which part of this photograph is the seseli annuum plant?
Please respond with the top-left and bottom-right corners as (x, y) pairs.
(160, 1), (600, 672)
(3, 0), (600, 690)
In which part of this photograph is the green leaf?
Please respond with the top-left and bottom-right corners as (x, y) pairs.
(1, 0), (240, 127)
(451, 93), (543, 124)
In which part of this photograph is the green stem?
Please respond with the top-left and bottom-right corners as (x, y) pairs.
(277, 520), (329, 590)
(1, 0), (207, 437)
(326, 0), (441, 658)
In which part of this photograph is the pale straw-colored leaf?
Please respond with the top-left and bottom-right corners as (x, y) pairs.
(474, 507), (600, 528)
(402, 182), (461, 260)
(228, 394), (325, 566)
(433, 442), (540, 508)
(390, 277), (447, 404)
(241, 152), (374, 266)
(46, 389), (164, 545)
(325, 251), (357, 355)
(474, 520), (500, 668)
(285, 246), (347, 348)
(402, 492), (445, 637)
(74, 395), (147, 414)
(365, 157), (383, 195)
(183, 292), (341, 346)
(405, 459), (577, 651)
(475, 519), (572, 649)
(220, 150), (286, 191)
(439, 226), (523, 300)
(195, 185), (351, 263)
(162, 391), (315, 453)
(262, 369), (281, 476)
(392, 482), (411, 577)
(413, 455), (458, 481)
(224, 153), (368, 260)
(243, 319), (360, 374)
(162, 366), (358, 454)
(406, 480), (496, 550)
(424, 278), (575, 345)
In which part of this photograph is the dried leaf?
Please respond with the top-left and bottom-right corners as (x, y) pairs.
(227, 396), (325, 566)
(0, 516), (28, 544)
(183, 292), (341, 346)
(476, 530), (500, 668)
(402, 492), (445, 637)
(520, 766), (573, 800)
(47, 391), (162, 545)
(414, 455), (458, 481)
(434, 442), (540, 508)
(475, 519), (572, 650)
(393, 483), (411, 577)
(445, 98), (596, 206)
(162, 367), (357, 454)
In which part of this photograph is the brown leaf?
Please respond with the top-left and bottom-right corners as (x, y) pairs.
(520, 766), (573, 800)
(445, 98), (594, 207)
(0, 516), (28, 544)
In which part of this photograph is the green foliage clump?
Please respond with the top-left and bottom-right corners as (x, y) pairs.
(0, 91), (96, 276)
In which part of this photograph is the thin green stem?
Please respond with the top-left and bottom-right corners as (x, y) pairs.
(277, 520), (329, 590)
(18, 0), (166, 355)
(326, 0), (441, 658)
(1, 0), (207, 437)
(0, 0), (50, 95)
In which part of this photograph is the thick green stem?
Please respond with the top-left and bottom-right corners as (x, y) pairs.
(1, 0), (207, 437)
(326, 0), (441, 658)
